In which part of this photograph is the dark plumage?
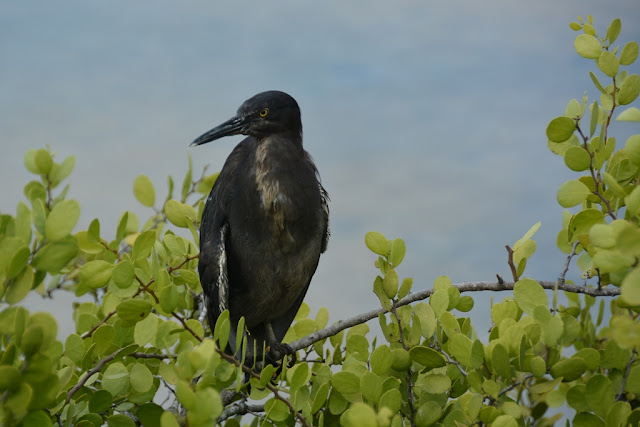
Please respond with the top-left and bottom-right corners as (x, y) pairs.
(190, 91), (329, 364)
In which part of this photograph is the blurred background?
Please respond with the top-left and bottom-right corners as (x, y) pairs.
(2, 1), (639, 345)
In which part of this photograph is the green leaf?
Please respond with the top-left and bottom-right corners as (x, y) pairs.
(21, 410), (53, 427)
(547, 117), (576, 142)
(621, 267), (640, 306)
(360, 371), (382, 403)
(619, 74), (640, 105)
(102, 362), (130, 396)
(164, 200), (196, 229)
(34, 148), (53, 175)
(617, 107), (640, 122)
(513, 278), (547, 314)
(414, 303), (436, 338)
(492, 415), (518, 427)
(112, 260), (135, 289)
(107, 414), (136, 427)
(134, 313), (158, 346)
(79, 260), (113, 289)
(49, 155), (75, 187)
(564, 146), (591, 171)
(575, 34), (602, 59)
(133, 174), (156, 207)
(418, 374), (451, 394)
(45, 199), (81, 241)
(456, 295), (474, 312)
(378, 388), (402, 413)
(398, 277), (413, 300)
(93, 324), (115, 355)
(382, 269), (398, 299)
(416, 401), (442, 426)
(116, 299), (152, 322)
(5, 266), (34, 304)
(409, 346), (446, 369)
(620, 41), (639, 65)
(568, 209), (605, 240)
(430, 289), (449, 317)
(557, 180), (591, 208)
(550, 358), (587, 382)
(370, 345), (392, 375)
(130, 363), (154, 392)
(264, 398), (290, 422)
(597, 51), (619, 77)
(491, 344), (511, 378)
(331, 371), (360, 394)
(341, 402), (377, 427)
(449, 334), (472, 366)
(89, 389), (113, 413)
(589, 101), (599, 136)
(586, 375), (615, 418)
(606, 18), (621, 43)
(389, 238), (406, 267)
(365, 231), (388, 256)
(132, 230), (156, 260)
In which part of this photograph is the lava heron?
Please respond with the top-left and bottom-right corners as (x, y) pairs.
(190, 91), (329, 364)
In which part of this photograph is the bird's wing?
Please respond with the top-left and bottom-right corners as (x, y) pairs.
(320, 182), (330, 253)
(199, 140), (252, 344)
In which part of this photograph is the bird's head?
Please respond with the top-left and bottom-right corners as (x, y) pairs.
(190, 91), (302, 146)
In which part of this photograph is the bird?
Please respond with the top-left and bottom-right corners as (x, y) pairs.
(190, 91), (329, 365)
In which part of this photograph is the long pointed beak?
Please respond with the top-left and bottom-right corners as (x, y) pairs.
(189, 114), (247, 147)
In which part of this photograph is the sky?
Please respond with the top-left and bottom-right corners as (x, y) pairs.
(2, 0), (640, 371)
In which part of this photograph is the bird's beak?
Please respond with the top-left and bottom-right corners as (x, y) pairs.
(190, 114), (248, 147)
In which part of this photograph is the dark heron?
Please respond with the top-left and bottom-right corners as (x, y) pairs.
(190, 90), (329, 364)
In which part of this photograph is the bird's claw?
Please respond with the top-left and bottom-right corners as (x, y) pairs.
(267, 342), (296, 366)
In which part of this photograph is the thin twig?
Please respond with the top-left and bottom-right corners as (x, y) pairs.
(288, 280), (620, 352)
(66, 348), (121, 404)
(505, 245), (519, 282)
(558, 241), (580, 285)
(498, 373), (534, 397)
(440, 348), (468, 377)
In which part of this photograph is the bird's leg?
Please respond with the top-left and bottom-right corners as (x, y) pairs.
(264, 322), (296, 367)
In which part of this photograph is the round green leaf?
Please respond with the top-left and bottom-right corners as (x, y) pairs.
(491, 343), (511, 378)
(382, 269), (398, 299)
(409, 346), (446, 369)
(130, 363), (153, 392)
(513, 278), (547, 314)
(564, 146), (591, 171)
(21, 410), (52, 427)
(557, 180), (591, 208)
(331, 371), (360, 394)
(360, 371), (382, 402)
(621, 267), (640, 306)
(134, 313), (158, 346)
(418, 374), (451, 394)
(617, 107), (640, 122)
(132, 230), (156, 260)
(586, 375), (615, 418)
(341, 402), (377, 427)
(378, 388), (402, 413)
(79, 260), (113, 289)
(34, 148), (53, 175)
(164, 199), (197, 228)
(7, 246), (30, 279)
(133, 174), (156, 207)
(116, 299), (152, 322)
(389, 238), (406, 267)
(370, 345), (392, 375)
(65, 334), (85, 364)
(45, 199), (81, 242)
(112, 260), (135, 289)
(102, 362), (130, 396)
(455, 295), (474, 312)
(89, 389), (113, 413)
(618, 74), (640, 105)
(620, 41), (639, 66)
(286, 363), (309, 390)
(569, 209), (605, 240)
(574, 34), (602, 59)
(390, 348), (412, 371)
(550, 358), (587, 382)
(107, 414), (136, 427)
(597, 51), (619, 77)
(416, 401), (442, 426)
(429, 289), (449, 317)
(5, 265), (34, 304)
(21, 325), (43, 356)
(364, 231), (388, 256)
(530, 356), (546, 377)
(493, 415), (518, 427)
(547, 117), (576, 142)
(264, 398), (290, 422)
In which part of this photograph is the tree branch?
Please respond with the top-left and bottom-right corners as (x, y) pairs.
(219, 402), (265, 422)
(66, 348), (121, 404)
(289, 280), (620, 352)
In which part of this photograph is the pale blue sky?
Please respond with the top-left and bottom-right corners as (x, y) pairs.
(2, 1), (639, 347)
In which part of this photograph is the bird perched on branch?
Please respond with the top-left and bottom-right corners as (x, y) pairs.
(190, 91), (329, 364)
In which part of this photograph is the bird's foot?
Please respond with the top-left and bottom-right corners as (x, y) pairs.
(266, 342), (296, 367)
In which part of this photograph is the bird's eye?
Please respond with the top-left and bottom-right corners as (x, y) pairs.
(259, 109), (269, 117)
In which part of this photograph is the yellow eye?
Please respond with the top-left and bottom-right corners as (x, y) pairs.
(259, 109), (269, 117)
